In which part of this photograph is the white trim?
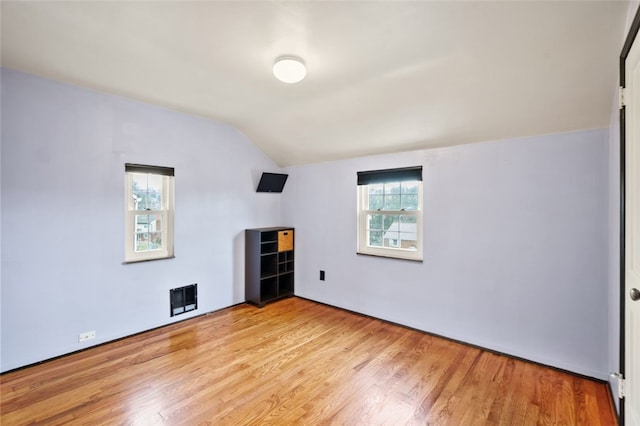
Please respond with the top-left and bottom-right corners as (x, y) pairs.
(124, 171), (174, 263)
(357, 181), (423, 261)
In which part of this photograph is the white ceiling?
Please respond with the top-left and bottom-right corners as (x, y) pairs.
(0, 1), (630, 167)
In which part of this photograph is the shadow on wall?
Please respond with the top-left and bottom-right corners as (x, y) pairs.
(233, 231), (245, 304)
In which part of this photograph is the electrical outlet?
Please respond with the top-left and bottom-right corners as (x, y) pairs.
(79, 331), (96, 343)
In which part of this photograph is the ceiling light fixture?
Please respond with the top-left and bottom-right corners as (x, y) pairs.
(273, 56), (306, 84)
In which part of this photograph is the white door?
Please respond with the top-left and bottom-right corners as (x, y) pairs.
(625, 27), (640, 426)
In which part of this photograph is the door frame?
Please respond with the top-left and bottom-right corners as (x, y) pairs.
(620, 5), (640, 425)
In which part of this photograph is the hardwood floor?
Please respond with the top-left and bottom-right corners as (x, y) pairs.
(1, 297), (616, 425)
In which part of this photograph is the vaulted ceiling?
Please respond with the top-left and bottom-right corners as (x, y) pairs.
(0, 1), (630, 166)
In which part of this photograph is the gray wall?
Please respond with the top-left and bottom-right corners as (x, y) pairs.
(282, 130), (610, 379)
(0, 67), (615, 381)
(0, 69), (282, 372)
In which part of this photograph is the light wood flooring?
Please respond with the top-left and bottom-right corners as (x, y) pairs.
(1, 297), (617, 425)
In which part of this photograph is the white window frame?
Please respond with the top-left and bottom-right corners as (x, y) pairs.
(124, 164), (174, 263)
(357, 169), (423, 261)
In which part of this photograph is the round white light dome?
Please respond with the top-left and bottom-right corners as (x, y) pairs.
(273, 57), (306, 84)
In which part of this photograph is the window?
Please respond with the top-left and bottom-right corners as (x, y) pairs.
(124, 164), (174, 262)
(357, 166), (423, 261)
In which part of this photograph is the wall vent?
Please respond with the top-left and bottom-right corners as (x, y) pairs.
(170, 284), (197, 317)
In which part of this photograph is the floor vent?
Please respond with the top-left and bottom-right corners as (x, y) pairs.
(170, 284), (197, 317)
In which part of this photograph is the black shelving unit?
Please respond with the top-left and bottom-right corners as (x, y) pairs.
(245, 227), (294, 307)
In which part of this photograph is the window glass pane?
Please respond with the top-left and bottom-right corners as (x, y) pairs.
(132, 173), (148, 210)
(383, 214), (398, 230)
(383, 194), (401, 210)
(401, 194), (418, 210)
(400, 181), (419, 210)
(369, 194), (383, 210)
(147, 214), (162, 232)
(148, 233), (162, 250)
(133, 193), (147, 210)
(368, 183), (383, 195)
(384, 237), (400, 248)
(134, 232), (163, 252)
(399, 215), (418, 250)
(368, 214), (383, 230)
(385, 182), (400, 194)
(366, 181), (420, 211)
(400, 214), (416, 224)
(131, 173), (163, 210)
(132, 173), (147, 191)
(135, 214), (150, 233)
(134, 214), (163, 251)
(401, 181), (419, 194)
(369, 230), (383, 247)
(135, 233), (149, 252)
(383, 231), (400, 248)
(146, 174), (163, 210)
(383, 215), (400, 248)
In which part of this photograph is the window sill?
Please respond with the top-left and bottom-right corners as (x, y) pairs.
(356, 252), (423, 262)
(122, 255), (175, 265)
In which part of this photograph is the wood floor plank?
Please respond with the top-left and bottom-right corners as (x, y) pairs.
(0, 297), (617, 425)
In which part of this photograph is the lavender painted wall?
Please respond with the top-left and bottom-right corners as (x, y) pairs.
(282, 130), (609, 379)
(0, 67), (615, 381)
(0, 69), (282, 372)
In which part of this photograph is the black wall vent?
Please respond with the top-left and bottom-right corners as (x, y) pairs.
(170, 284), (197, 317)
